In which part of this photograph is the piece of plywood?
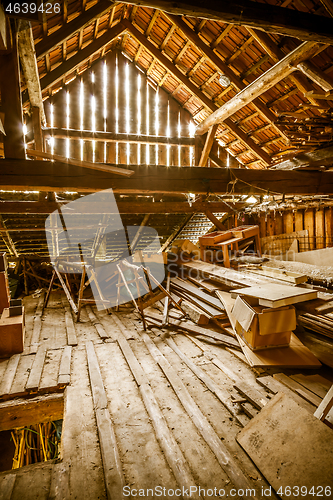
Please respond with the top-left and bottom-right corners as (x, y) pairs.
(217, 291), (322, 368)
(237, 392), (333, 494)
(231, 284), (317, 308)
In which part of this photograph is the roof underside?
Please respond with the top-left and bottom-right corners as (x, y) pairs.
(1, 0), (333, 257)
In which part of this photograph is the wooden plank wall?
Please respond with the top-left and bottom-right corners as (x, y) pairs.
(44, 51), (194, 166)
(254, 208), (333, 251)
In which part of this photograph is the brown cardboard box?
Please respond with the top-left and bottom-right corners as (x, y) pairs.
(0, 272), (10, 314)
(232, 295), (295, 350)
(232, 295), (296, 335)
(235, 321), (292, 350)
(0, 307), (25, 357)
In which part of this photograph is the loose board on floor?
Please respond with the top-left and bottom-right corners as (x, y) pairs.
(231, 284), (317, 308)
(237, 392), (333, 498)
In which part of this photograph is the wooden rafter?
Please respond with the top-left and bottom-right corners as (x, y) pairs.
(211, 24), (233, 49)
(165, 15), (289, 143)
(30, 23), (126, 94)
(174, 40), (191, 64)
(226, 35), (254, 65)
(246, 28), (331, 108)
(196, 41), (325, 135)
(160, 24), (175, 50)
(296, 61), (333, 93)
(35, 0), (113, 60)
(125, 0), (333, 43)
(123, 19), (271, 165)
(145, 9), (159, 36)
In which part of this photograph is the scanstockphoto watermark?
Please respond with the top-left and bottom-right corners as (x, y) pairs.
(123, 485), (274, 497)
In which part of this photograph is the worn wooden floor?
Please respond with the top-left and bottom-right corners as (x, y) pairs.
(0, 290), (327, 500)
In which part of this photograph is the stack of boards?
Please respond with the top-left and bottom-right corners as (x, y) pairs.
(147, 259), (323, 368)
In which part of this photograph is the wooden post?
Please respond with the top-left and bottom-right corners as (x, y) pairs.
(315, 209), (325, 249)
(283, 212), (294, 235)
(275, 213), (283, 235)
(304, 209), (315, 250)
(194, 135), (203, 166)
(267, 212), (275, 237)
(198, 124), (218, 167)
(295, 210), (304, 233)
(0, 20), (25, 159)
(180, 107), (191, 166)
(325, 207), (332, 247)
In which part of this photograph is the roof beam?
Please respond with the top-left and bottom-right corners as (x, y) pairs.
(196, 41), (324, 135)
(17, 21), (46, 125)
(0, 200), (243, 215)
(247, 27), (331, 108)
(1, 160), (333, 195)
(125, 0), (333, 43)
(164, 15), (288, 143)
(36, 22), (126, 92)
(35, 0), (114, 59)
(122, 19), (271, 165)
(296, 61), (333, 93)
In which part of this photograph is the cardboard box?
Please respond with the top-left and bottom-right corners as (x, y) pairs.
(235, 321), (292, 351)
(0, 307), (25, 357)
(232, 295), (296, 335)
(232, 295), (295, 350)
(0, 271), (10, 314)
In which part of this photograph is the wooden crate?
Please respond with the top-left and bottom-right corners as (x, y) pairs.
(0, 307), (25, 357)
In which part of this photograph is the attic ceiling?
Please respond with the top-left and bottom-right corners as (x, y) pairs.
(1, 0), (333, 258)
(18, 0), (333, 167)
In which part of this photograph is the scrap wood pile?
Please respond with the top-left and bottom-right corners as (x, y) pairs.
(139, 257), (333, 372)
